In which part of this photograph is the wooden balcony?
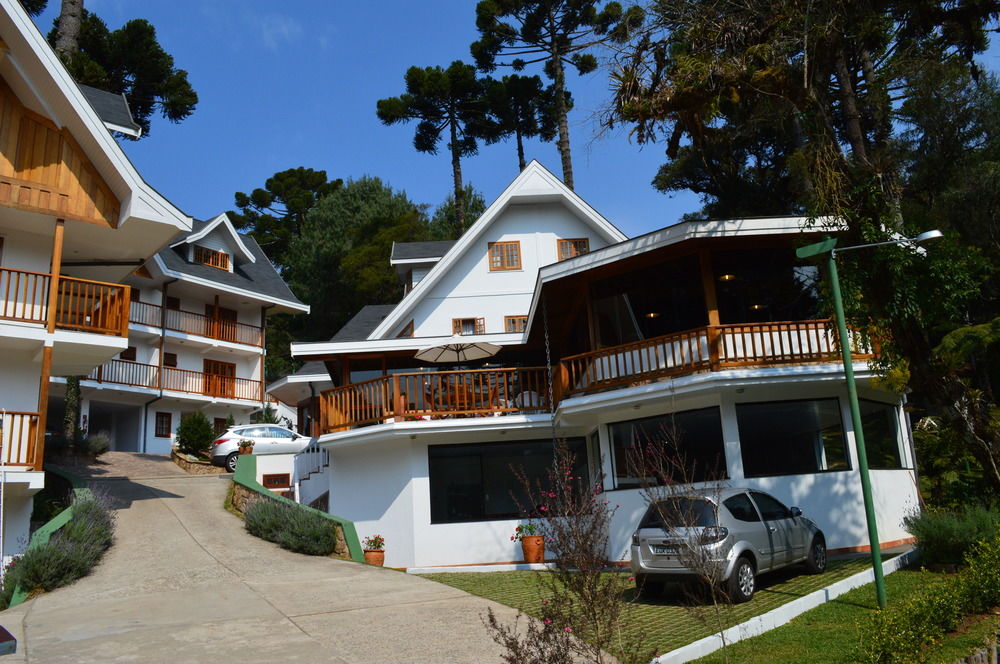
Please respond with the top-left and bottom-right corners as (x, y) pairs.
(0, 411), (39, 468)
(560, 319), (873, 397)
(318, 367), (549, 433)
(87, 359), (262, 402)
(0, 267), (129, 336)
(128, 300), (263, 347)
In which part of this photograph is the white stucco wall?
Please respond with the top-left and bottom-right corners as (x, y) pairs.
(2, 227), (53, 273)
(409, 204), (610, 337)
(0, 352), (41, 412)
(1, 484), (39, 566)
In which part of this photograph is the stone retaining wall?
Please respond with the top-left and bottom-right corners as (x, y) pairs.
(171, 449), (227, 475)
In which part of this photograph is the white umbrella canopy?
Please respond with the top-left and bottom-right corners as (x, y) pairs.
(414, 336), (502, 363)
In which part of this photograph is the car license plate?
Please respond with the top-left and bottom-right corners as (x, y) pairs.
(651, 544), (678, 555)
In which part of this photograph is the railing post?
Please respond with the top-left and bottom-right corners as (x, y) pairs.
(392, 374), (404, 418)
(707, 325), (721, 371)
(120, 286), (131, 337)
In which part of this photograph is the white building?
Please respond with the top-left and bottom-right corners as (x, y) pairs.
(284, 162), (920, 570)
(0, 0), (191, 563)
(48, 212), (308, 453)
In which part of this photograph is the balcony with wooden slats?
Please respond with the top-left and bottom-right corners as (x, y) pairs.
(0, 266), (129, 336)
(127, 300), (263, 347)
(318, 367), (549, 433)
(86, 358), (262, 402)
(0, 411), (39, 469)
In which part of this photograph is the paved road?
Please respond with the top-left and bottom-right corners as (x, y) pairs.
(1, 458), (517, 663)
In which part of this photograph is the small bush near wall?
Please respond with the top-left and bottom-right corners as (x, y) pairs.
(0, 491), (116, 609)
(853, 533), (1000, 664)
(175, 412), (214, 457)
(903, 504), (1000, 565)
(85, 431), (111, 457)
(244, 498), (338, 556)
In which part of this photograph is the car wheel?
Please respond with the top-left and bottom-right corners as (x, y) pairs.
(805, 535), (827, 574)
(225, 453), (239, 473)
(635, 574), (664, 599)
(726, 556), (756, 603)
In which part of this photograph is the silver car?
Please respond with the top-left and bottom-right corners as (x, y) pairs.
(630, 487), (827, 602)
(210, 424), (311, 473)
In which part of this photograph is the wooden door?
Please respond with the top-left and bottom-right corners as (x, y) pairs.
(205, 304), (238, 342)
(203, 359), (236, 398)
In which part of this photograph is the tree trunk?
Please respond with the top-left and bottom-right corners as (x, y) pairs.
(833, 46), (870, 166)
(549, 26), (574, 190)
(516, 129), (526, 171)
(54, 0), (83, 58)
(449, 114), (465, 236)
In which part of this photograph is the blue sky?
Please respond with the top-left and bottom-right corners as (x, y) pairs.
(30, 2), (1000, 239)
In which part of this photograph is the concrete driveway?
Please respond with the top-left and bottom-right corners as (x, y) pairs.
(1, 458), (518, 663)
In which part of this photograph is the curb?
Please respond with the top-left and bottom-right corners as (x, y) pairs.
(654, 549), (918, 664)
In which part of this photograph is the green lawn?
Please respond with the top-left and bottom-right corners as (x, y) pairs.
(422, 557), (874, 657)
(689, 568), (1000, 664)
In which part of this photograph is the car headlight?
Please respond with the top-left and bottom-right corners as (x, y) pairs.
(699, 527), (729, 545)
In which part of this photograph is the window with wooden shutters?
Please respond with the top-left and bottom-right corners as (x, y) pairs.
(119, 346), (137, 361)
(165, 296), (180, 310)
(488, 241), (521, 271)
(557, 238), (590, 261)
(129, 287), (140, 302)
(452, 318), (486, 335)
(193, 245), (230, 270)
(162, 352), (177, 368)
(504, 316), (528, 333)
(155, 412), (172, 438)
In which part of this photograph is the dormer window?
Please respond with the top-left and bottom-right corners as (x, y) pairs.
(193, 245), (230, 271)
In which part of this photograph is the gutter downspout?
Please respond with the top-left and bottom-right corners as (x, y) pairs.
(142, 278), (177, 454)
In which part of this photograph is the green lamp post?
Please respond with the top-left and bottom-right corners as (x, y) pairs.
(797, 230), (942, 610)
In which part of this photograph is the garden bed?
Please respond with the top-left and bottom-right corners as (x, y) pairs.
(170, 449), (226, 475)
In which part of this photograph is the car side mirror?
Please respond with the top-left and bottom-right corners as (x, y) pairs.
(789, 507), (802, 518)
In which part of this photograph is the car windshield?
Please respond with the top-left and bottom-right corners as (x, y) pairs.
(640, 498), (717, 529)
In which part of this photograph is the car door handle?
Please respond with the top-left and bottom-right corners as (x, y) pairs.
(768, 527), (777, 533)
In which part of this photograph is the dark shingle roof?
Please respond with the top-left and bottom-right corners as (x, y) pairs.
(390, 241), (456, 262)
(78, 84), (142, 135)
(157, 219), (305, 307)
(293, 361), (327, 377)
(329, 305), (397, 342)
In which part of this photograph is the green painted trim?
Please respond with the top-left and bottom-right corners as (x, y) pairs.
(232, 454), (364, 563)
(9, 466), (92, 608)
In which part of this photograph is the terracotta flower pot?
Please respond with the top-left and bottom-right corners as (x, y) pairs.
(520, 535), (545, 563)
(364, 550), (385, 566)
(239, 447), (253, 455)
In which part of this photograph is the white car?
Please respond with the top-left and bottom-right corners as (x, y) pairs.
(210, 424), (312, 473)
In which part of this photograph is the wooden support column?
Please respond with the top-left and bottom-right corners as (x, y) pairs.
(259, 306), (267, 404)
(35, 219), (65, 469)
(699, 250), (722, 370)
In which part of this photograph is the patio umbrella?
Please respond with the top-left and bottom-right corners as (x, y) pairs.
(414, 336), (501, 363)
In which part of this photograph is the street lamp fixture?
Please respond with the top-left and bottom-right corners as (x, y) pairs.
(797, 229), (942, 610)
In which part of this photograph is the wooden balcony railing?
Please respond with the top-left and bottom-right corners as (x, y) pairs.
(128, 299), (263, 347)
(87, 359), (262, 402)
(0, 267), (129, 336)
(318, 367), (549, 433)
(562, 319), (874, 397)
(0, 411), (39, 468)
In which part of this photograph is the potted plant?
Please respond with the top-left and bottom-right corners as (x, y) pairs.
(237, 439), (255, 455)
(363, 534), (385, 566)
(512, 522), (544, 563)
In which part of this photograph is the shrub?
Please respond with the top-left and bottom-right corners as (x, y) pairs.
(903, 504), (1000, 565)
(854, 533), (1000, 663)
(244, 498), (337, 556)
(0, 491), (115, 609)
(175, 412), (214, 456)
(84, 431), (111, 457)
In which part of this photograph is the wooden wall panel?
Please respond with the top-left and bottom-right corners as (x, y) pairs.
(0, 77), (119, 228)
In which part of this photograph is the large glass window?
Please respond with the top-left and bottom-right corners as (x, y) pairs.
(591, 254), (707, 347)
(736, 399), (849, 477)
(428, 439), (586, 524)
(859, 399), (905, 469)
(609, 407), (726, 488)
(713, 248), (820, 324)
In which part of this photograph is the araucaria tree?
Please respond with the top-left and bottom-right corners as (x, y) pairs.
(377, 61), (486, 236)
(608, 1), (1000, 491)
(481, 74), (568, 172)
(471, 0), (643, 190)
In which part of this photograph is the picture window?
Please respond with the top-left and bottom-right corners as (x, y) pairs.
(488, 241), (521, 271)
(154, 412), (171, 438)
